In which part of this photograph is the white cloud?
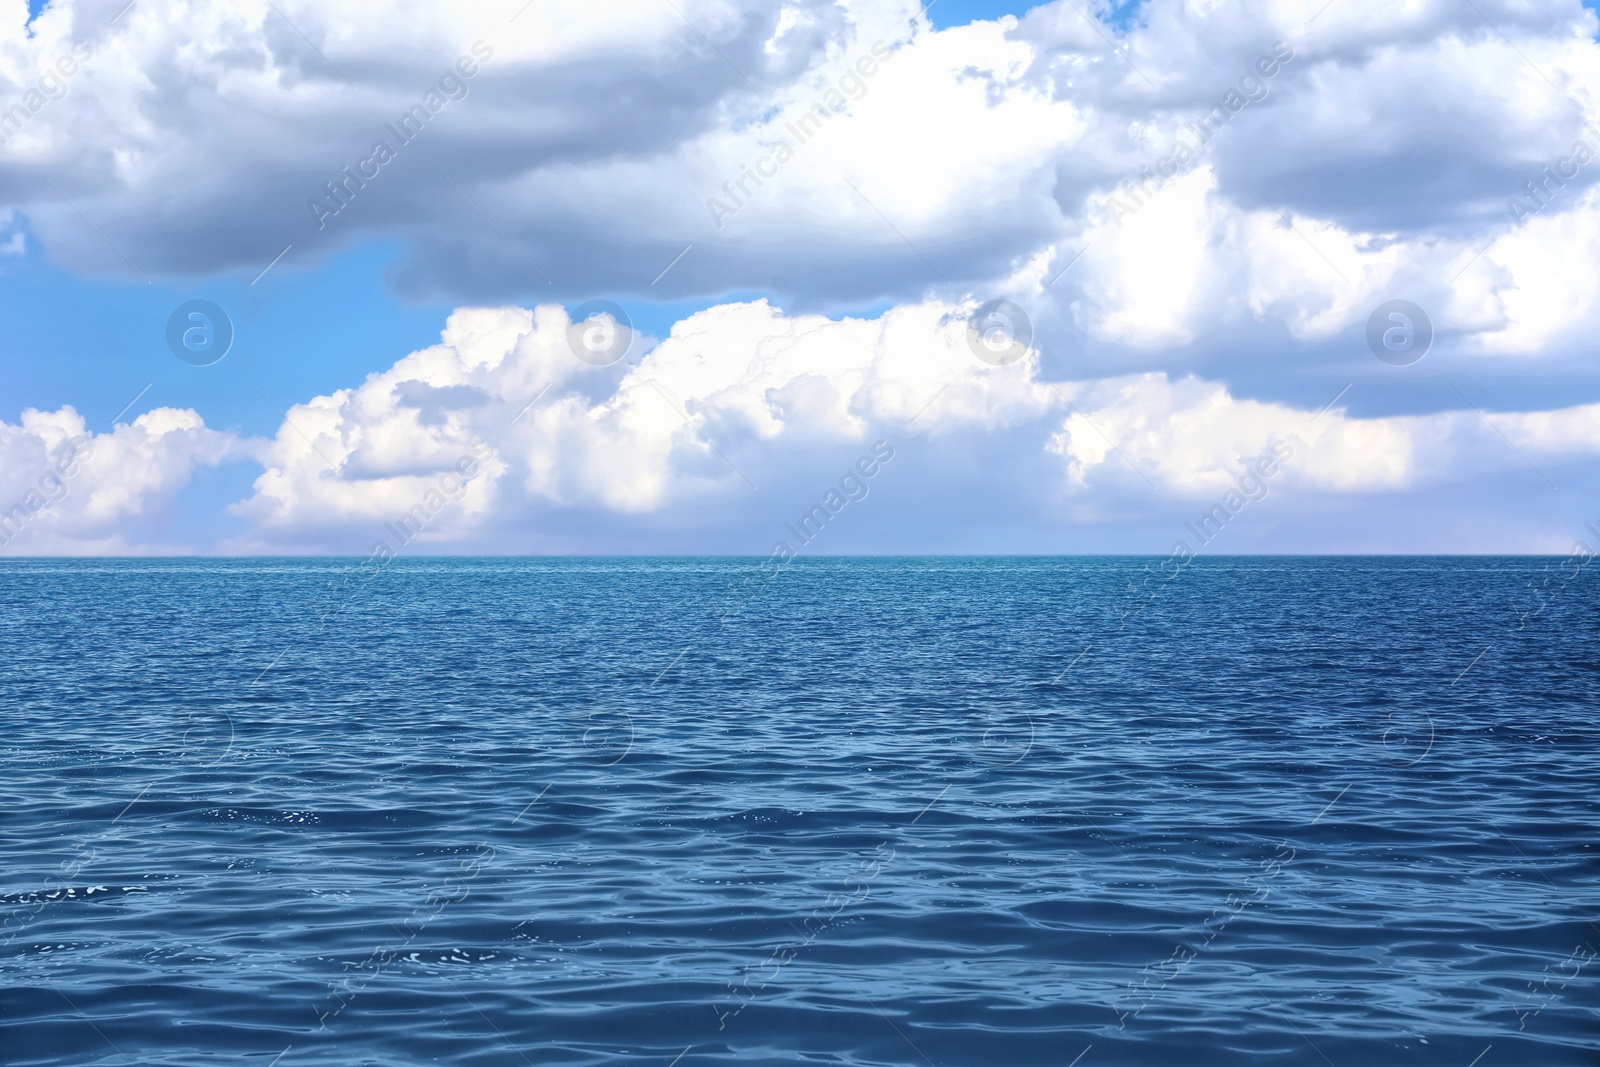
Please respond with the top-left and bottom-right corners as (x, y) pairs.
(0, 404), (248, 553)
(1051, 372), (1600, 495)
(3, 0), (1595, 351)
(229, 298), (1057, 536)
(215, 300), (1600, 552)
(1, 293), (1597, 554)
(6, 0), (1600, 552)
(0, 207), (22, 254)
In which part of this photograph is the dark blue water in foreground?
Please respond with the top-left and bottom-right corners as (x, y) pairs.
(1, 557), (1596, 1066)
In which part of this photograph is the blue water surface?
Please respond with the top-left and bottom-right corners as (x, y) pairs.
(0, 557), (1595, 1066)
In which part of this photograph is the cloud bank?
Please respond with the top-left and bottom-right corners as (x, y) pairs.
(3, 0), (1600, 552)
(4, 301), (1598, 553)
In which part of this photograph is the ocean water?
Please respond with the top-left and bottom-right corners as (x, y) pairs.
(0, 557), (1595, 1067)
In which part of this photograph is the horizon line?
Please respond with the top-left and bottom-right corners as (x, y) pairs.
(0, 552), (1579, 561)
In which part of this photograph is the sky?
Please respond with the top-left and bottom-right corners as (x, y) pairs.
(2, 0), (1600, 555)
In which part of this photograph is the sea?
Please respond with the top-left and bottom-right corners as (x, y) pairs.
(0, 557), (1595, 1066)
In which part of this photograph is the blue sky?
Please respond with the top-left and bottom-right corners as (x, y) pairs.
(924, 1), (1039, 29)
(3, 0), (1600, 554)
(924, 0), (1146, 30)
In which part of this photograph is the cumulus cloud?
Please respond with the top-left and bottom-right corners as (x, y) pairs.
(215, 300), (1600, 552)
(1, 296), (1595, 555)
(6, 0), (1600, 552)
(1, 0), (916, 289)
(0, 404), (248, 553)
(3, 0), (1596, 353)
(1050, 372), (1600, 494)
(227, 299), (1055, 535)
